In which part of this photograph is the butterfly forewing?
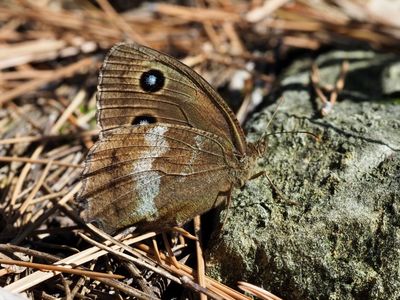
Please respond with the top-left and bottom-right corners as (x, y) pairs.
(79, 124), (238, 233)
(98, 43), (247, 155)
(79, 43), (256, 233)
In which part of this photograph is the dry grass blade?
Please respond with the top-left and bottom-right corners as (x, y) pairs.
(310, 60), (349, 116)
(77, 230), (180, 283)
(0, 258), (124, 280)
(0, 156), (81, 168)
(135, 244), (251, 300)
(237, 281), (283, 300)
(194, 216), (207, 300)
(92, 277), (161, 300)
(171, 226), (198, 240)
(180, 276), (225, 300)
(96, 0), (147, 45)
(154, 3), (241, 22)
(246, 0), (292, 22)
(0, 130), (98, 145)
(0, 57), (96, 106)
(4, 227), (155, 293)
(161, 232), (180, 270)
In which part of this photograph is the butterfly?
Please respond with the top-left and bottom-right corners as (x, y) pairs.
(78, 43), (265, 233)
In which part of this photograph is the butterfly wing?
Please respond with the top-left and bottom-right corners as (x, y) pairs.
(97, 43), (247, 155)
(78, 124), (239, 233)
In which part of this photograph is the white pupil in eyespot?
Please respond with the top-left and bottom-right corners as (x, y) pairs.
(146, 74), (157, 86)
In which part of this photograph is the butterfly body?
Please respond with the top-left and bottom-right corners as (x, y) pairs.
(78, 43), (260, 233)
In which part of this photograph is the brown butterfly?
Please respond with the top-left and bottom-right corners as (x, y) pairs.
(78, 43), (265, 233)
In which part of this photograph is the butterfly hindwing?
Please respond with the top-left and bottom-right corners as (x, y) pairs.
(78, 124), (238, 232)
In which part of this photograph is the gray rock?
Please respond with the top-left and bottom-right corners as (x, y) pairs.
(206, 50), (400, 299)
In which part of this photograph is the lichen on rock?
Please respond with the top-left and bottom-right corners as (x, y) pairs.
(206, 50), (400, 299)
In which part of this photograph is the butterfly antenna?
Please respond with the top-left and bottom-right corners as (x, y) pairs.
(263, 96), (285, 136)
(253, 96), (286, 157)
(251, 98), (320, 207)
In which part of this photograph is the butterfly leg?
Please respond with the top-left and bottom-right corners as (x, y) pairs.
(219, 185), (233, 229)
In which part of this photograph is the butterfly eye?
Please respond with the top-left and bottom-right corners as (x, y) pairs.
(140, 69), (165, 92)
(132, 115), (157, 125)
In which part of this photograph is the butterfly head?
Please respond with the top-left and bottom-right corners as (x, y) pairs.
(230, 136), (268, 187)
(231, 137), (267, 188)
